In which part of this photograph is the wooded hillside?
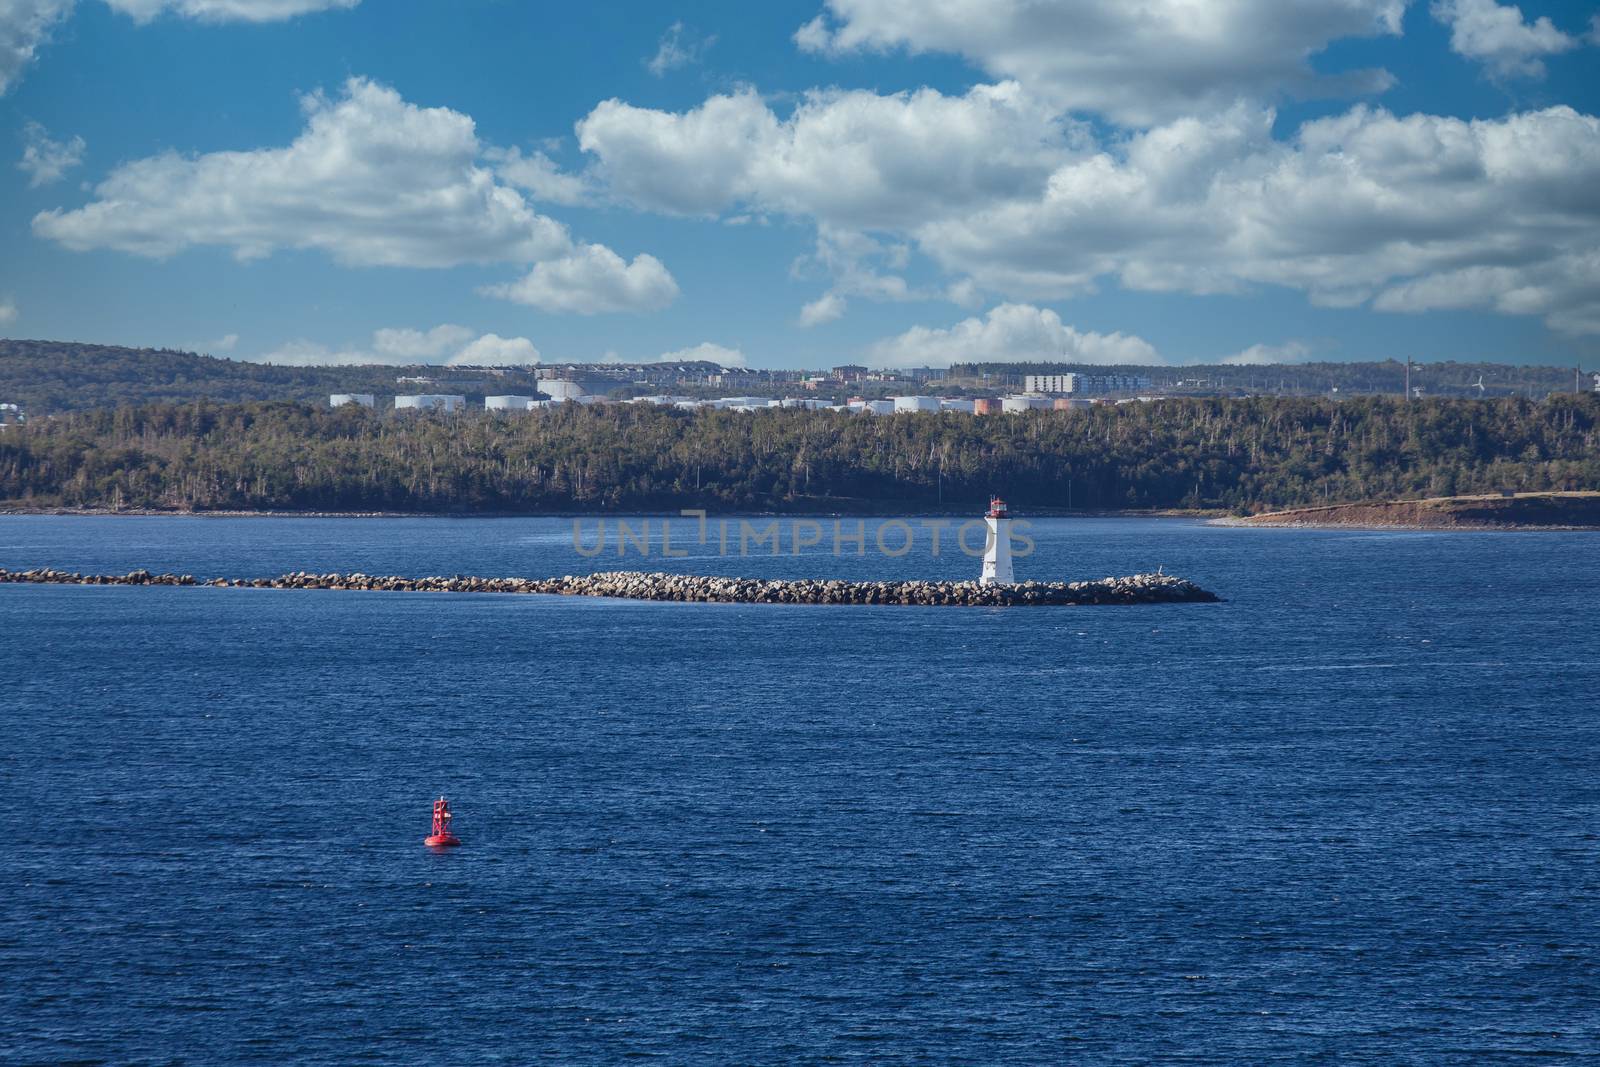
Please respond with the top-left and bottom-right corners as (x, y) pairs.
(2, 395), (1595, 514)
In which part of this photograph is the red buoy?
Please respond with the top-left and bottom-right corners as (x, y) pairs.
(424, 795), (461, 847)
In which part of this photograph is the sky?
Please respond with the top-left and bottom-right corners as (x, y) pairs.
(1, 0), (1598, 370)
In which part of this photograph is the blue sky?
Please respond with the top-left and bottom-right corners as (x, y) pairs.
(2, 0), (1598, 369)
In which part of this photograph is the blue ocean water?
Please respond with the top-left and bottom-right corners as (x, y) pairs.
(2, 515), (1597, 1064)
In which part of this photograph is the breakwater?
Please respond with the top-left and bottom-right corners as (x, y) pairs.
(0, 567), (1218, 606)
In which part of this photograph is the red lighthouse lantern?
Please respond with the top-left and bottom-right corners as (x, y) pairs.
(424, 796), (461, 847)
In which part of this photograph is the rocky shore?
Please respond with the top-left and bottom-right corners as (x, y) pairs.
(0, 568), (1219, 606)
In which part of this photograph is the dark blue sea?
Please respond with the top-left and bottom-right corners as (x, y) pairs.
(3, 515), (1597, 1064)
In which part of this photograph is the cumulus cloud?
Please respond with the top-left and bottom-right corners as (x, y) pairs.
(0, 0), (72, 95)
(34, 77), (679, 314)
(487, 146), (589, 206)
(798, 292), (846, 327)
(264, 324), (540, 366)
(485, 244), (679, 314)
(259, 339), (371, 366)
(867, 303), (1161, 368)
(18, 120), (84, 186)
(211, 332), (238, 352)
(2, 1), (357, 96)
(1431, 0), (1580, 78)
(658, 341), (746, 367)
(0, 296), (17, 325)
(103, 0), (358, 22)
(579, 80), (1600, 334)
(578, 81), (1073, 227)
(795, 0), (1404, 125)
(1221, 341), (1315, 366)
(34, 78), (571, 266)
(372, 323), (475, 361)
(448, 332), (540, 366)
(916, 104), (1600, 335)
(646, 20), (714, 76)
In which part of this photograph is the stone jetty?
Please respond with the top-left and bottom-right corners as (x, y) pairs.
(0, 567), (1218, 606)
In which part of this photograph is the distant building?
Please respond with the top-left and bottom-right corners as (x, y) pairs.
(395, 375), (435, 386)
(833, 364), (868, 382)
(394, 394), (466, 412)
(1025, 374), (1079, 394)
(1001, 395), (1051, 413)
(892, 395), (941, 413)
(484, 395), (534, 411)
(1024, 373), (1153, 395)
(329, 393), (375, 408)
(973, 398), (1001, 415)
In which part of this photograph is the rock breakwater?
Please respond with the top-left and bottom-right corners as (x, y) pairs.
(0, 568), (1219, 606)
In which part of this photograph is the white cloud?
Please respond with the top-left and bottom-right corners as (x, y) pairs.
(0, 0), (72, 96)
(795, 0), (1404, 125)
(1431, 0), (1580, 78)
(581, 71), (1600, 335)
(35, 78), (571, 267)
(646, 20), (714, 76)
(915, 104), (1600, 335)
(264, 325), (538, 366)
(259, 339), (371, 366)
(448, 332), (540, 367)
(0, 297), (17, 325)
(372, 323), (475, 361)
(578, 82), (1074, 227)
(485, 244), (679, 314)
(487, 146), (589, 206)
(212, 332), (238, 352)
(798, 292), (846, 327)
(867, 303), (1161, 368)
(658, 341), (746, 367)
(103, 0), (358, 22)
(1373, 251), (1600, 336)
(33, 77), (677, 315)
(1221, 341), (1315, 365)
(18, 120), (84, 186)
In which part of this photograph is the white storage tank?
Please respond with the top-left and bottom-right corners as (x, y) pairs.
(485, 395), (534, 411)
(940, 398), (975, 413)
(1001, 394), (1050, 413)
(395, 394), (466, 412)
(893, 395), (941, 413)
(536, 380), (584, 401)
(329, 394), (375, 408)
(863, 400), (895, 415)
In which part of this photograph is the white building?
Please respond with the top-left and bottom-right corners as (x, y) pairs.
(1025, 374), (1079, 395)
(536, 380), (584, 401)
(485, 395), (535, 411)
(892, 395), (942, 413)
(395, 394), (466, 412)
(329, 393), (375, 408)
(1001, 395), (1051, 413)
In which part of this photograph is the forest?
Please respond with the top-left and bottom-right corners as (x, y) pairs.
(1, 395), (1596, 514)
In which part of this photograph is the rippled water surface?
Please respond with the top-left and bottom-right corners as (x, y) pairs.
(3, 515), (1597, 1063)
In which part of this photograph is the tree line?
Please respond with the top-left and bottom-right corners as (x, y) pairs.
(1, 395), (1596, 513)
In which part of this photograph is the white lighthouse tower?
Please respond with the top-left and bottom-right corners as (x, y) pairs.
(980, 496), (1015, 585)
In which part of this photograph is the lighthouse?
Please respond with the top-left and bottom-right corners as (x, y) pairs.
(980, 496), (1014, 585)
